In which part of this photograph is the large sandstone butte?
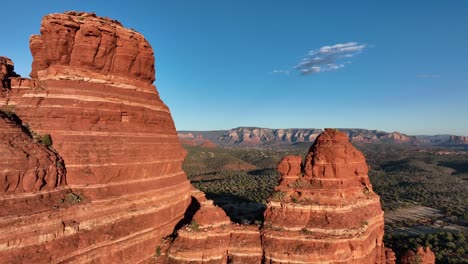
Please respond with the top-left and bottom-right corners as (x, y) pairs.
(0, 11), (435, 264)
(262, 129), (391, 263)
(0, 12), (192, 263)
(158, 129), (406, 264)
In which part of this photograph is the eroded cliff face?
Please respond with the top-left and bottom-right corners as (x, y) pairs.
(163, 188), (263, 264)
(0, 56), (19, 89)
(29, 11), (155, 83)
(0, 11), (191, 263)
(160, 129), (402, 264)
(0, 112), (65, 194)
(262, 129), (387, 263)
(400, 247), (436, 264)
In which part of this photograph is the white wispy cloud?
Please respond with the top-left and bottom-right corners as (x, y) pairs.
(295, 42), (367, 75)
(271, 69), (290, 75)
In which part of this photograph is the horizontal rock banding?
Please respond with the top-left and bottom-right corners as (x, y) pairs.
(0, 11), (191, 263)
(163, 189), (262, 264)
(262, 129), (386, 264)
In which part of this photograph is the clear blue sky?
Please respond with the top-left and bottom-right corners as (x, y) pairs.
(2, 1), (467, 135)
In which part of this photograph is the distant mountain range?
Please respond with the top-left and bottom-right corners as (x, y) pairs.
(178, 127), (468, 147)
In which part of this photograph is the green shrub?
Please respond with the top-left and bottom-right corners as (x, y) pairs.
(40, 134), (52, 147)
(66, 193), (82, 204)
(155, 246), (161, 257)
(189, 220), (200, 231)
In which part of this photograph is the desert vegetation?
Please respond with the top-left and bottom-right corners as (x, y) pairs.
(183, 142), (468, 262)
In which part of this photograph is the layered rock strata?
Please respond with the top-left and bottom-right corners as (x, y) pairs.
(0, 56), (19, 89)
(262, 129), (386, 263)
(0, 12), (191, 263)
(0, 112), (65, 194)
(165, 129), (407, 264)
(163, 188), (263, 264)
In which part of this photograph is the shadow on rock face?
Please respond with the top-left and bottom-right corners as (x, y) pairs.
(205, 193), (266, 225)
(172, 196), (201, 234)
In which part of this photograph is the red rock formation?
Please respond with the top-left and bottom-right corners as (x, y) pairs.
(0, 112), (65, 194)
(29, 11), (154, 83)
(0, 12), (191, 263)
(400, 246), (436, 264)
(276, 155), (302, 186)
(163, 188), (262, 264)
(384, 247), (396, 264)
(262, 129), (386, 263)
(0, 56), (19, 89)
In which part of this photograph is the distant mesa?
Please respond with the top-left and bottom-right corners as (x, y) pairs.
(178, 127), (468, 147)
(449, 135), (468, 144)
(178, 133), (218, 148)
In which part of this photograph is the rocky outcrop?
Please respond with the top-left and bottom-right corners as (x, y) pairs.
(0, 56), (19, 89)
(163, 188), (263, 264)
(0, 112), (65, 194)
(0, 12), (191, 263)
(384, 248), (396, 264)
(166, 129), (405, 264)
(29, 11), (154, 83)
(262, 129), (386, 263)
(276, 155), (302, 186)
(400, 247), (436, 264)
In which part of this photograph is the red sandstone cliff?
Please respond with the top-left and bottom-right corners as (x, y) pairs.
(262, 129), (386, 263)
(0, 56), (19, 89)
(0, 112), (65, 194)
(161, 129), (405, 264)
(162, 188), (263, 264)
(0, 11), (191, 263)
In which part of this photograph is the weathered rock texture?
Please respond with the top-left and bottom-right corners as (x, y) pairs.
(400, 247), (436, 264)
(0, 56), (19, 88)
(262, 129), (386, 263)
(163, 129), (416, 264)
(0, 11), (191, 263)
(162, 188), (263, 264)
(29, 12), (154, 83)
(0, 112), (65, 194)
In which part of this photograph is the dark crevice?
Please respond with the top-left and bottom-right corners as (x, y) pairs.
(170, 196), (201, 237)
